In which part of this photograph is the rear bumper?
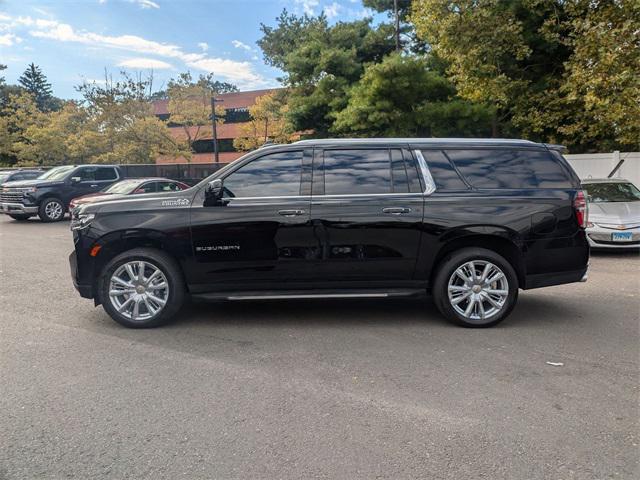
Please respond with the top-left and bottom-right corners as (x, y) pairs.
(524, 266), (589, 289)
(1, 202), (38, 215)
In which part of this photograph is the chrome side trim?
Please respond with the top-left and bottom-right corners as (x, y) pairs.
(227, 293), (390, 300)
(225, 193), (425, 201)
(413, 150), (436, 195)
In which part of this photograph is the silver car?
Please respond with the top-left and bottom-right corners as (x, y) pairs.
(581, 179), (640, 249)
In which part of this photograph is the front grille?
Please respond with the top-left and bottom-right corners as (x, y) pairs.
(0, 188), (29, 203)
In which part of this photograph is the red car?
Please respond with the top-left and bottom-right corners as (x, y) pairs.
(69, 177), (190, 210)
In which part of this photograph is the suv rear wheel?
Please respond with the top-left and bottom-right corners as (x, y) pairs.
(99, 248), (186, 328)
(38, 198), (65, 222)
(433, 247), (518, 327)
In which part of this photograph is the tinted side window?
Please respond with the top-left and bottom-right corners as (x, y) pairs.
(23, 172), (40, 180)
(421, 150), (467, 190)
(323, 149), (391, 195)
(76, 167), (96, 181)
(95, 168), (117, 181)
(390, 149), (409, 193)
(223, 151), (303, 198)
(446, 149), (572, 189)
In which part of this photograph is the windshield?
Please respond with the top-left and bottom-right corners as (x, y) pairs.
(38, 165), (75, 181)
(103, 179), (142, 194)
(0, 173), (10, 183)
(583, 182), (640, 203)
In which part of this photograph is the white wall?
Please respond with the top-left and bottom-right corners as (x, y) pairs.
(565, 152), (640, 186)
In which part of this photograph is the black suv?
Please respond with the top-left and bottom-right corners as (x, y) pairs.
(1, 164), (123, 222)
(70, 139), (589, 328)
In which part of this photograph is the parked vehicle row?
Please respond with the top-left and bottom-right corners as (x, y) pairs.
(0, 164), (187, 222)
(69, 138), (591, 329)
(581, 179), (640, 250)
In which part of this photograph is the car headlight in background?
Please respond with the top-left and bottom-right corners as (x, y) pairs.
(70, 212), (95, 231)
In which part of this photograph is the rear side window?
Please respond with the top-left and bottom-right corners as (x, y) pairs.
(420, 150), (467, 190)
(95, 168), (118, 181)
(323, 149), (391, 195)
(390, 149), (409, 193)
(446, 149), (572, 189)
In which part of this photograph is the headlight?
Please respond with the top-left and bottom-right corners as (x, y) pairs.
(24, 187), (37, 194)
(70, 212), (95, 231)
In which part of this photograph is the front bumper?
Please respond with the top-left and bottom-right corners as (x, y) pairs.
(586, 225), (640, 249)
(1, 202), (38, 215)
(69, 250), (94, 299)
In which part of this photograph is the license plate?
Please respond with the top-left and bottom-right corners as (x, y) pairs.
(612, 231), (633, 242)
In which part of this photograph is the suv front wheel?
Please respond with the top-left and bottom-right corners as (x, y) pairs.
(99, 248), (186, 328)
(38, 198), (65, 222)
(433, 247), (518, 327)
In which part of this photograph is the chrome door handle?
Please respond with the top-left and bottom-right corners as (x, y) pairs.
(278, 209), (306, 217)
(90, 184), (98, 188)
(382, 207), (411, 215)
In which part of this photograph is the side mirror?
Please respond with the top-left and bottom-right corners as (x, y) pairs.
(70, 176), (81, 184)
(208, 178), (223, 197)
(204, 178), (224, 206)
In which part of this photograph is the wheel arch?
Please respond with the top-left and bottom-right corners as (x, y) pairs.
(90, 229), (190, 303)
(428, 231), (526, 289)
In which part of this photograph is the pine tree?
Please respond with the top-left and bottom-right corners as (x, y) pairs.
(18, 63), (54, 111)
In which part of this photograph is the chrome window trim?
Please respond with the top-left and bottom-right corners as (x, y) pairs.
(413, 150), (436, 195)
(225, 192), (425, 201)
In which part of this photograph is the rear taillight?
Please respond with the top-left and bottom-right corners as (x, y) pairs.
(574, 190), (588, 228)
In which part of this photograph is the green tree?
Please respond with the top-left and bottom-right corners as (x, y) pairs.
(559, 0), (640, 149)
(363, 0), (424, 52)
(410, 0), (639, 151)
(18, 63), (60, 111)
(334, 54), (493, 137)
(259, 10), (396, 136)
(75, 71), (183, 164)
(234, 91), (295, 151)
(166, 72), (225, 158)
(151, 73), (238, 102)
(0, 92), (46, 166)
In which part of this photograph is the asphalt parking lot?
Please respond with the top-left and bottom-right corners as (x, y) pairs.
(0, 215), (638, 479)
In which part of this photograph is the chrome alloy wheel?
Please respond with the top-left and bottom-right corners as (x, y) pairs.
(447, 260), (509, 322)
(108, 261), (169, 321)
(45, 200), (63, 220)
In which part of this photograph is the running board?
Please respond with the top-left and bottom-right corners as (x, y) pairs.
(192, 288), (425, 301)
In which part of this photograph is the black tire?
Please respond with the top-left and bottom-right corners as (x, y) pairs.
(9, 214), (32, 221)
(38, 197), (65, 222)
(433, 247), (519, 328)
(99, 248), (186, 328)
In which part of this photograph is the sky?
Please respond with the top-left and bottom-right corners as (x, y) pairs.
(0, 0), (380, 99)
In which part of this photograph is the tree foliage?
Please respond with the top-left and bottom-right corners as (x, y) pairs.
(151, 72), (238, 101)
(234, 91), (295, 151)
(18, 63), (61, 112)
(166, 72), (225, 156)
(334, 54), (493, 137)
(0, 71), (183, 166)
(411, 0), (639, 151)
(259, 10), (396, 136)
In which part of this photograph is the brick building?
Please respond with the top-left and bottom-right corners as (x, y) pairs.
(153, 88), (278, 165)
